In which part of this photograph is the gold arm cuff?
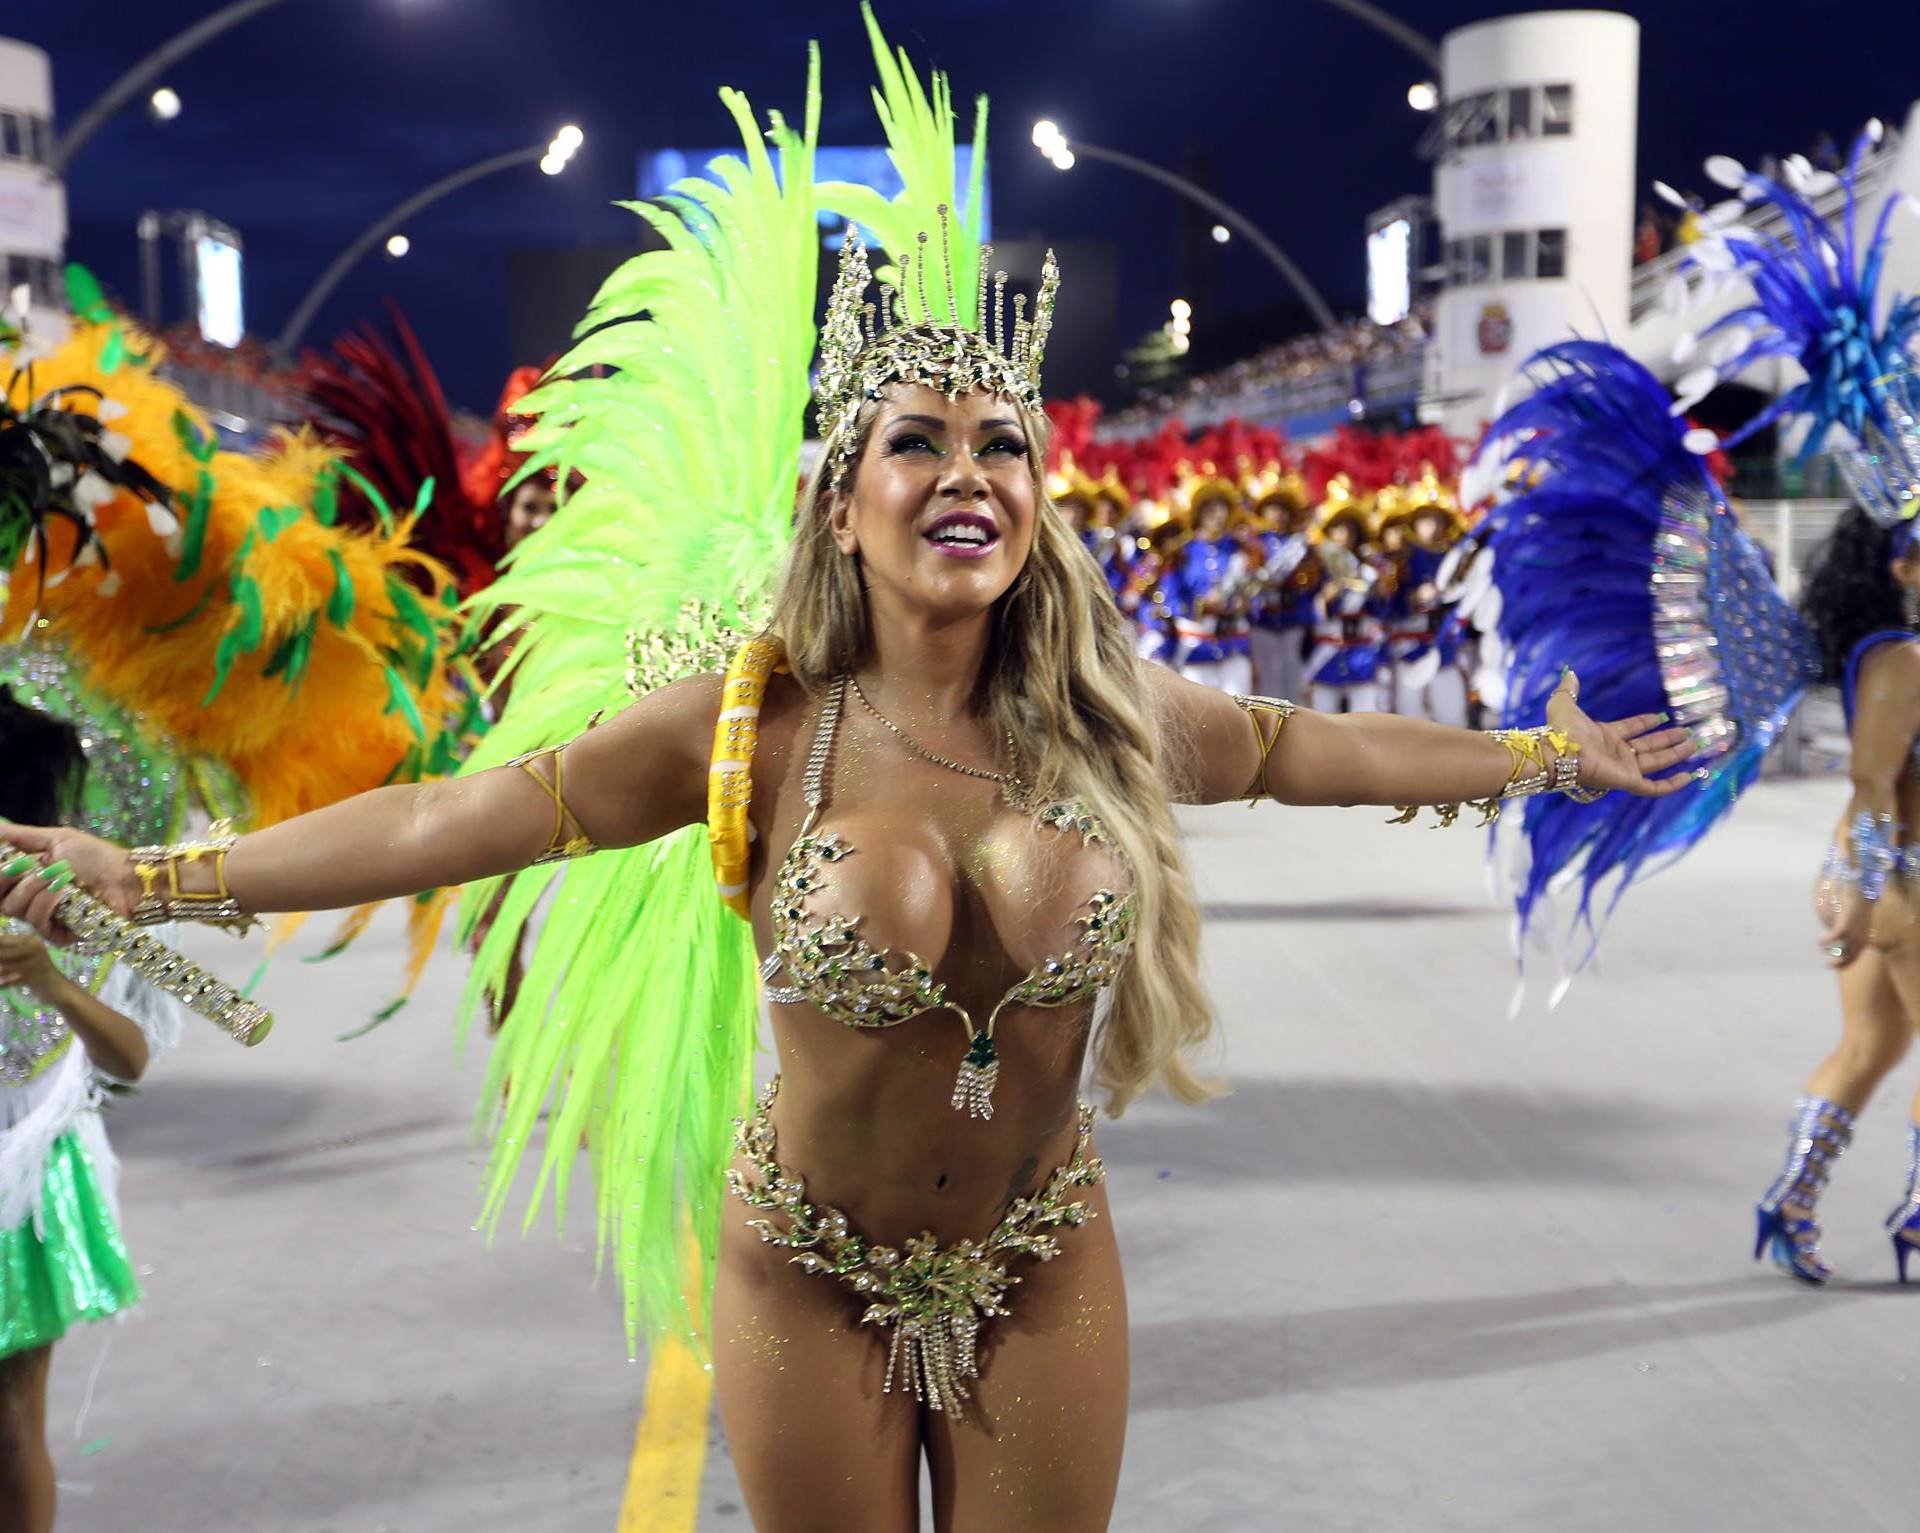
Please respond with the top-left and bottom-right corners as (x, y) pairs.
(5, 840), (270, 1045)
(1232, 694), (1297, 803)
(1388, 725), (1605, 828)
(128, 822), (255, 931)
(509, 747), (600, 865)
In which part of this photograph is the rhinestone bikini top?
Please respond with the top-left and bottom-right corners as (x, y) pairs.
(759, 678), (1134, 1119)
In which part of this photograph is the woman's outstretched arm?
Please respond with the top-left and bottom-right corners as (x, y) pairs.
(0, 674), (720, 934)
(1148, 665), (1696, 807)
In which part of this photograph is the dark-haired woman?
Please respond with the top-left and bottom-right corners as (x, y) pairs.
(0, 688), (182, 1533)
(1754, 510), (1920, 1284)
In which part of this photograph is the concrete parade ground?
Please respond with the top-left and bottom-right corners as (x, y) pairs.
(42, 768), (1919, 1532)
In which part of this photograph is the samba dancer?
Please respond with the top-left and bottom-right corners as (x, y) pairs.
(0, 683), (185, 1533)
(1456, 124), (1919, 1286)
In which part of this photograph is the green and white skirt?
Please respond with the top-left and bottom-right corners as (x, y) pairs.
(0, 1127), (141, 1362)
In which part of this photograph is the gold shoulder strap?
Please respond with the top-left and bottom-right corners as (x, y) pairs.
(709, 635), (787, 918)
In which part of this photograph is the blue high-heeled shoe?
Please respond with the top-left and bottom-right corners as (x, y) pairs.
(1886, 1123), (1920, 1283)
(1754, 1097), (1855, 1285)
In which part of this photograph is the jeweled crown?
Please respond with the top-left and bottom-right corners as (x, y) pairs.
(814, 205), (1058, 483)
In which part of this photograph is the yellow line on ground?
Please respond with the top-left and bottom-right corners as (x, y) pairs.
(617, 1334), (715, 1533)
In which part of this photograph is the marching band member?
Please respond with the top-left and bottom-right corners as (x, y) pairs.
(1398, 471), (1474, 726)
(1304, 478), (1386, 714)
(1368, 485), (1417, 714)
(1120, 514), (1187, 664)
(1089, 469), (1138, 595)
(1245, 471), (1317, 702)
(1162, 473), (1253, 693)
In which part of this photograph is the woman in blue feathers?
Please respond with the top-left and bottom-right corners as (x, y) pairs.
(1754, 510), (1920, 1284)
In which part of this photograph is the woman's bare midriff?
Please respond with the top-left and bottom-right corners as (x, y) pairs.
(747, 998), (1097, 1246)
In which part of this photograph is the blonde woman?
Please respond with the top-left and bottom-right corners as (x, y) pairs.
(0, 31), (1696, 1533)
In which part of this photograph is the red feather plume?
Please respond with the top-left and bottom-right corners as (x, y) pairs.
(297, 306), (506, 597)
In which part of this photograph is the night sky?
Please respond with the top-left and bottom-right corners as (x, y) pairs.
(20, 0), (1920, 412)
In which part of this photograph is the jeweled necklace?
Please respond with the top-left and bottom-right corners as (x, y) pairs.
(844, 675), (1029, 805)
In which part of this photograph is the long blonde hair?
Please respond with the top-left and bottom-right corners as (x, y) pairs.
(771, 397), (1217, 1113)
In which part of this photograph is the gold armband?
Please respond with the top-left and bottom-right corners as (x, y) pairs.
(510, 747), (600, 864)
(1232, 694), (1297, 803)
(1390, 725), (1606, 828)
(129, 822), (254, 932)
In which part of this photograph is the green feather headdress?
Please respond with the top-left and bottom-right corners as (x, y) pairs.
(815, 4), (1058, 484)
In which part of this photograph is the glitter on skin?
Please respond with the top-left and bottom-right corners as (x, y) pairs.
(730, 1321), (792, 1370)
(1068, 1297), (1115, 1353)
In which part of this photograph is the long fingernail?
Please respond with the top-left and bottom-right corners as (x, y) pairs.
(1, 855), (33, 877)
(1657, 711), (1671, 724)
(43, 868), (74, 893)
(36, 859), (70, 883)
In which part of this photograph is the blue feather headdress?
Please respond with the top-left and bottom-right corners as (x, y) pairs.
(1672, 120), (1920, 525)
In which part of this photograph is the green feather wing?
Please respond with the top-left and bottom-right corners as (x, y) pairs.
(470, 67), (822, 737)
(454, 49), (822, 1354)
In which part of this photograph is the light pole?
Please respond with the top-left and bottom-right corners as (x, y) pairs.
(1310, 2), (1441, 112)
(50, 0), (294, 174)
(276, 127), (583, 357)
(1308, 0), (1439, 70)
(1032, 122), (1337, 332)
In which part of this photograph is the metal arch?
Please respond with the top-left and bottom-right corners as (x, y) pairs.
(1067, 141), (1338, 332)
(52, 0), (294, 175)
(275, 146), (546, 357)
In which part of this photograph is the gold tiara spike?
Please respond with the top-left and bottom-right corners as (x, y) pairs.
(815, 206), (1059, 483)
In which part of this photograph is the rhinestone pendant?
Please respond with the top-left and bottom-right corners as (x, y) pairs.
(881, 1311), (979, 1416)
(951, 1032), (999, 1120)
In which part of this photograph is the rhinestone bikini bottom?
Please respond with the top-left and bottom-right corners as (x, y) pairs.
(725, 1076), (1104, 1415)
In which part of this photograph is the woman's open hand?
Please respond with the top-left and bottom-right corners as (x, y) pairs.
(1546, 670), (1699, 798)
(0, 822), (137, 944)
